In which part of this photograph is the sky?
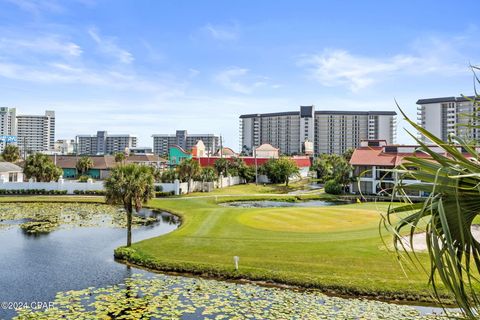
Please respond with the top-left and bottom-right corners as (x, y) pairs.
(0, 0), (478, 150)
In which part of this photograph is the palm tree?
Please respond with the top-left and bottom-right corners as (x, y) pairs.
(76, 156), (93, 177)
(2, 144), (20, 163)
(176, 158), (201, 192)
(104, 164), (155, 247)
(214, 158), (229, 176)
(24, 153), (62, 182)
(115, 152), (126, 164)
(386, 93), (480, 317)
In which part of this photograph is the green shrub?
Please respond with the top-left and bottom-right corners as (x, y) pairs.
(78, 175), (90, 182)
(155, 185), (163, 192)
(73, 190), (105, 195)
(155, 191), (175, 198)
(324, 180), (342, 195)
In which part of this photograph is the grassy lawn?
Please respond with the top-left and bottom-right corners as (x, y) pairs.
(0, 189), (452, 303)
(116, 195), (449, 303)
(184, 180), (318, 196)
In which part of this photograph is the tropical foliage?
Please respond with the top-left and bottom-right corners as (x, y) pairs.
(386, 92), (480, 317)
(177, 158), (201, 192)
(238, 163), (256, 183)
(158, 168), (177, 183)
(23, 153), (62, 182)
(1, 144), (20, 162)
(76, 156), (93, 176)
(214, 158), (229, 176)
(260, 157), (299, 186)
(199, 166), (217, 182)
(324, 179), (342, 195)
(104, 164), (155, 247)
(311, 154), (353, 187)
(114, 152), (126, 163)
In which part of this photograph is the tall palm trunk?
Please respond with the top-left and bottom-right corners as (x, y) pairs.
(126, 202), (133, 247)
(126, 210), (132, 247)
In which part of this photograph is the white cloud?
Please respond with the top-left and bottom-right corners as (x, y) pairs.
(88, 27), (133, 64)
(188, 68), (200, 78)
(299, 35), (471, 92)
(0, 35), (82, 57)
(5, 0), (64, 15)
(215, 67), (274, 94)
(214, 67), (279, 94)
(203, 23), (239, 41)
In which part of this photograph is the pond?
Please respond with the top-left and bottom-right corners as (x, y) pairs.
(0, 203), (179, 319)
(0, 203), (457, 319)
(221, 200), (345, 208)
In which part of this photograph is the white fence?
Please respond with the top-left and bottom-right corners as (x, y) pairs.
(0, 173), (303, 196)
(0, 177), (104, 194)
(157, 175), (243, 195)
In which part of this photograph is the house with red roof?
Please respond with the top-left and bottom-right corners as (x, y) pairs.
(349, 140), (448, 197)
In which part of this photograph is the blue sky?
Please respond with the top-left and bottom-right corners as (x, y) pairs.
(0, 0), (478, 149)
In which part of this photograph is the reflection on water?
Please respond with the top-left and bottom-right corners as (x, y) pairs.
(0, 207), (179, 319)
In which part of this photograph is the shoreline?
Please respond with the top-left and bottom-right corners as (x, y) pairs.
(114, 248), (455, 307)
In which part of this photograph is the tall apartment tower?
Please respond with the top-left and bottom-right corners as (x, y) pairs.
(152, 130), (219, 156)
(417, 96), (477, 142)
(0, 107), (17, 152)
(240, 106), (396, 155)
(16, 110), (55, 153)
(76, 131), (137, 155)
(0, 108), (55, 154)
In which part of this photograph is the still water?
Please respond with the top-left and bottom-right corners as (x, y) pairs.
(0, 207), (179, 319)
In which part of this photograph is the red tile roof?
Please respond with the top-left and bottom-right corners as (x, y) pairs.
(193, 156), (311, 168)
(349, 147), (438, 167)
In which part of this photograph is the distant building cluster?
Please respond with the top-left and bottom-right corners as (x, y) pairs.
(152, 130), (219, 156)
(2, 95), (478, 162)
(0, 107), (55, 154)
(76, 131), (137, 155)
(240, 106), (397, 156)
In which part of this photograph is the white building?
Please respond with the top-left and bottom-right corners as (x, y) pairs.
(349, 140), (450, 197)
(76, 131), (137, 155)
(254, 143), (279, 159)
(0, 162), (23, 182)
(417, 96), (477, 142)
(0, 108), (55, 154)
(240, 106), (396, 155)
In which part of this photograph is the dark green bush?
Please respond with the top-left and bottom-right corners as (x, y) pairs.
(324, 180), (343, 195)
(155, 191), (175, 198)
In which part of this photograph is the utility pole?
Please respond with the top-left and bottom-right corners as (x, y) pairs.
(23, 136), (26, 160)
(254, 146), (258, 185)
(220, 135), (223, 159)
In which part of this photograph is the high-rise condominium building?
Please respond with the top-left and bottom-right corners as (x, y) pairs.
(417, 96), (477, 142)
(0, 108), (55, 154)
(240, 106), (396, 155)
(152, 130), (219, 156)
(76, 131), (137, 155)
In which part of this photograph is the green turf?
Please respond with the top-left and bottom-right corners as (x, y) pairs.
(184, 180), (317, 196)
(118, 196), (450, 303)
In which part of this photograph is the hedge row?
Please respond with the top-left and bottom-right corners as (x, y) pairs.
(155, 191), (175, 198)
(0, 189), (68, 195)
(73, 190), (106, 195)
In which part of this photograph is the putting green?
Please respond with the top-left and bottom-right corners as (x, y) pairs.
(236, 206), (382, 233)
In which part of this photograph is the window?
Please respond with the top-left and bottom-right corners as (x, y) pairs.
(9, 172), (17, 182)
